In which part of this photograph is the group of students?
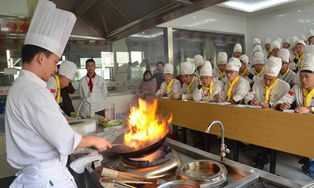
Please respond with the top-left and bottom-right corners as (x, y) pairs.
(156, 31), (314, 115)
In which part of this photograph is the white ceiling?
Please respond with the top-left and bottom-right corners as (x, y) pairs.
(218, 0), (297, 13)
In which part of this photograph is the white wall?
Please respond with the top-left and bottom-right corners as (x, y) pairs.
(159, 6), (247, 36)
(247, 0), (314, 49)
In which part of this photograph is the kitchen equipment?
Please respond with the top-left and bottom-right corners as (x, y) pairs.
(108, 132), (168, 158)
(178, 160), (228, 187)
(158, 180), (200, 188)
(69, 118), (96, 135)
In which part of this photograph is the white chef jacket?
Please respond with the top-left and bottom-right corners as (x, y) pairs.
(282, 84), (314, 107)
(156, 79), (181, 98)
(279, 69), (297, 87)
(245, 78), (290, 106)
(5, 70), (81, 187)
(223, 76), (250, 103)
(79, 74), (108, 117)
(193, 79), (224, 102)
(181, 76), (199, 100)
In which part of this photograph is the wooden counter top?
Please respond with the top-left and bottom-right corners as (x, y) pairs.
(158, 99), (314, 158)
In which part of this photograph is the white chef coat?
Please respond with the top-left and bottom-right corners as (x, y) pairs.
(181, 76), (199, 100)
(223, 76), (250, 103)
(5, 70), (81, 187)
(193, 79), (224, 102)
(245, 78), (290, 106)
(156, 79), (181, 99)
(282, 85), (314, 107)
(279, 69), (297, 87)
(213, 67), (227, 84)
(79, 74), (108, 117)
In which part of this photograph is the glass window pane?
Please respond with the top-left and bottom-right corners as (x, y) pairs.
(116, 52), (129, 65)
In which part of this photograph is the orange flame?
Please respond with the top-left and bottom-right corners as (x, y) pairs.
(124, 98), (172, 149)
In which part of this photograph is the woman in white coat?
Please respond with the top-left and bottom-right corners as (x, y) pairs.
(223, 58), (250, 104)
(5, 1), (111, 188)
(79, 58), (108, 117)
(156, 63), (181, 99)
(193, 61), (224, 102)
(245, 56), (290, 109)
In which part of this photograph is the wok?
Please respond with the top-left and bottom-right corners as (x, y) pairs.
(108, 131), (168, 158)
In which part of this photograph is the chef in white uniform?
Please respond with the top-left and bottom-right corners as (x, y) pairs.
(278, 48), (297, 87)
(279, 52), (314, 113)
(5, 1), (111, 187)
(264, 38), (272, 58)
(293, 40), (306, 71)
(156, 63), (181, 99)
(282, 38), (291, 49)
(233, 43), (242, 59)
(308, 30), (314, 45)
(270, 40), (281, 58)
(79, 58), (108, 117)
(250, 51), (265, 83)
(214, 52), (228, 82)
(193, 61), (224, 102)
(239, 54), (250, 80)
(180, 61), (199, 100)
(193, 54), (205, 75)
(223, 58), (250, 104)
(245, 56), (290, 108)
(47, 60), (77, 104)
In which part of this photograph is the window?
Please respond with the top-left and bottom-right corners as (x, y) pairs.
(131, 51), (144, 63)
(116, 52), (129, 66)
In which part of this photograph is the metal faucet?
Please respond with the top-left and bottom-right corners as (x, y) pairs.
(206, 120), (230, 161)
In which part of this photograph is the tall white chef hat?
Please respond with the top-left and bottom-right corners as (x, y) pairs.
(59, 60), (77, 80)
(296, 40), (306, 46)
(271, 40), (281, 50)
(24, 0), (77, 57)
(217, 52), (228, 65)
(282, 38), (290, 44)
(265, 38), (272, 44)
(233, 43), (242, 53)
(164, 63), (174, 74)
(278, 48), (290, 63)
(291, 36), (299, 46)
(307, 30), (314, 40)
(180, 61), (195, 75)
(302, 53), (314, 72)
(199, 61), (213, 77)
(240, 54), (249, 65)
(226, 58), (242, 72)
(252, 51), (265, 65)
(264, 56), (282, 77)
(252, 45), (263, 53)
(194, 54), (205, 67)
(253, 38), (262, 45)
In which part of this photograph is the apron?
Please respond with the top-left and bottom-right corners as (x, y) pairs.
(10, 158), (77, 188)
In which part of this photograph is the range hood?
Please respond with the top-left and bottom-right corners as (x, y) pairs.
(0, 0), (226, 41)
(53, 0), (226, 41)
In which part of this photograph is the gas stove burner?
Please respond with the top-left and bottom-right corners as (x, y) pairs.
(121, 144), (172, 168)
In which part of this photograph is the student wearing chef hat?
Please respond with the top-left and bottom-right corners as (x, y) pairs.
(192, 61), (224, 102)
(239, 54), (250, 80)
(223, 58), (250, 104)
(47, 60), (77, 104)
(270, 40), (281, 58)
(180, 61), (199, 100)
(282, 38), (291, 49)
(233, 43), (242, 59)
(278, 48), (297, 87)
(278, 47), (314, 177)
(156, 63), (181, 99)
(5, 1), (111, 187)
(250, 51), (266, 83)
(293, 40), (306, 71)
(214, 52), (228, 82)
(307, 30), (314, 45)
(264, 38), (272, 58)
(245, 56), (290, 109)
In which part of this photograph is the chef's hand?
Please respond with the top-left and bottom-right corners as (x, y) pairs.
(260, 102), (270, 109)
(278, 103), (290, 111)
(295, 106), (310, 114)
(78, 136), (112, 152)
(250, 99), (259, 106)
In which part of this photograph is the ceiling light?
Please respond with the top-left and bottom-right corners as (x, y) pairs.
(218, 0), (296, 13)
